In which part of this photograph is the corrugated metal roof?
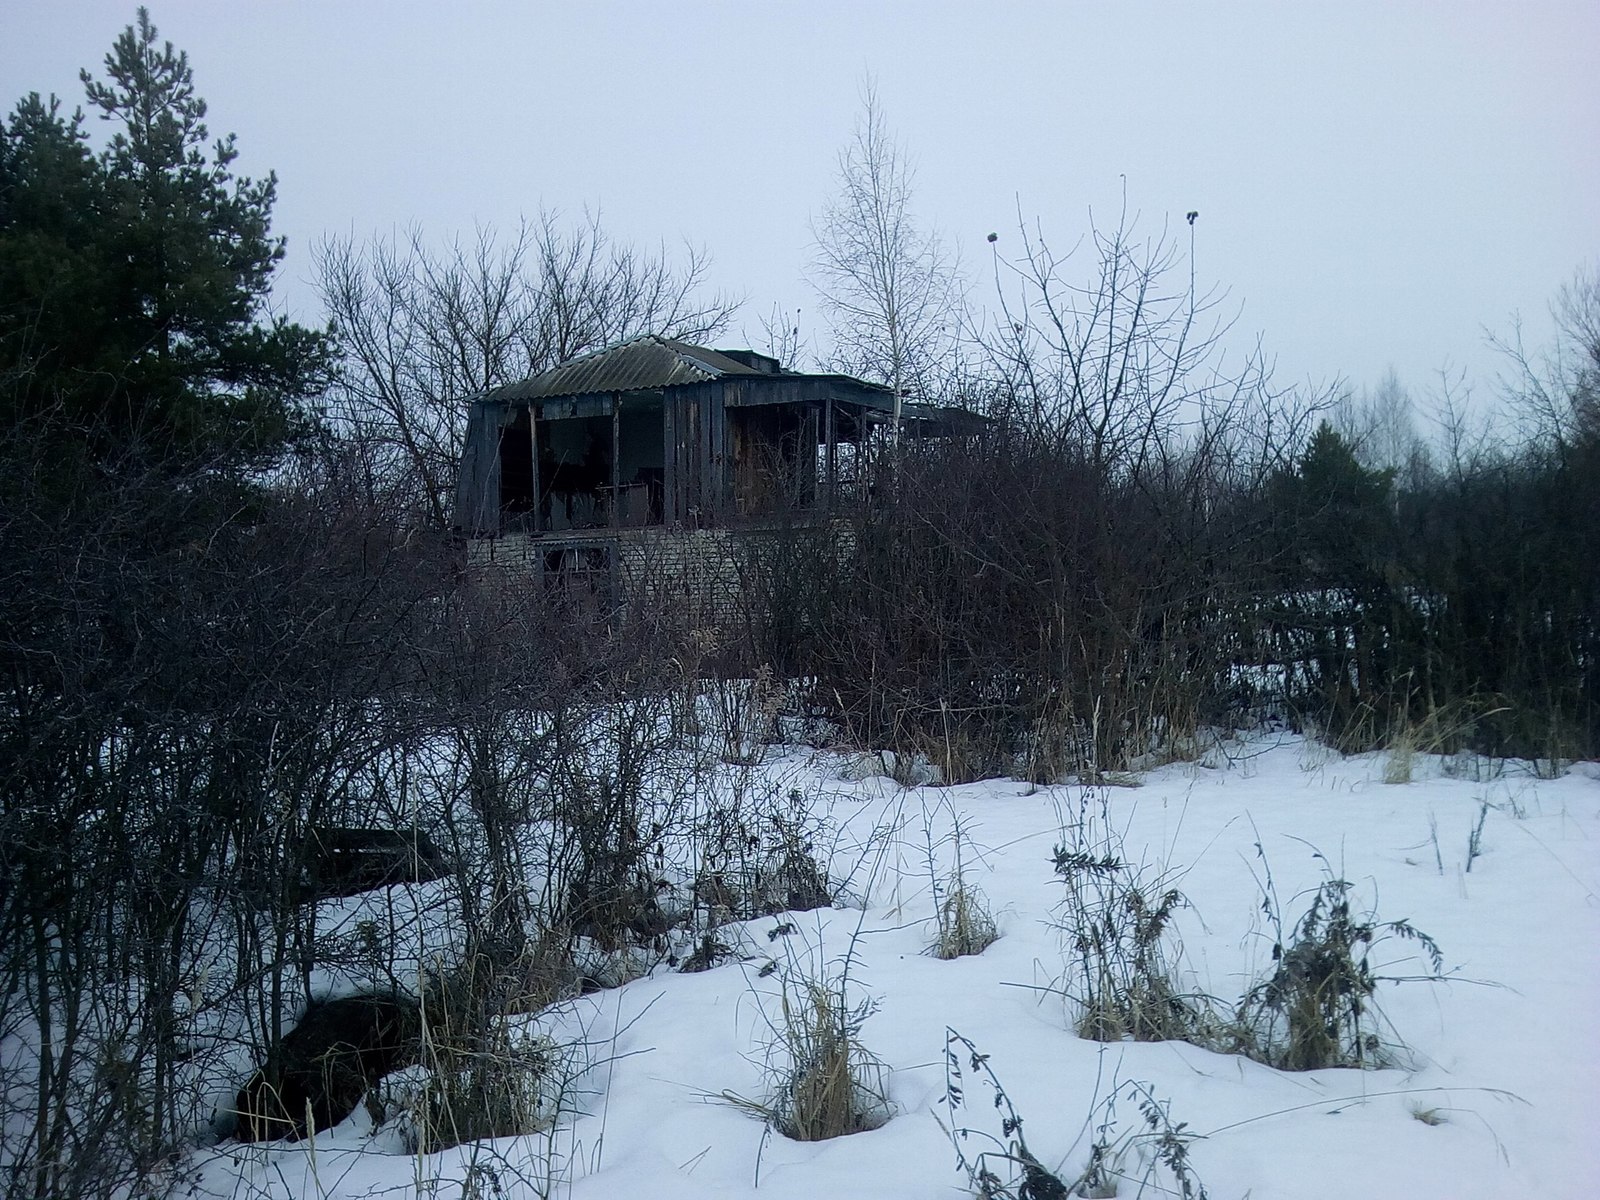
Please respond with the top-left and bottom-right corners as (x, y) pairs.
(485, 335), (767, 403)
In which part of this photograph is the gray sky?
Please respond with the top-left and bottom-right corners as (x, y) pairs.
(5, 1), (1597, 402)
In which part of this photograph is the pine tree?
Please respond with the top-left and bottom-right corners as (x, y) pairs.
(1287, 421), (1396, 589)
(0, 96), (107, 438)
(0, 7), (326, 476)
(1269, 420), (1404, 745)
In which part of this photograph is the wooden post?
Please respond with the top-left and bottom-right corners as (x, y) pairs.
(824, 395), (836, 511)
(528, 403), (541, 534)
(861, 404), (872, 514)
(611, 392), (621, 529)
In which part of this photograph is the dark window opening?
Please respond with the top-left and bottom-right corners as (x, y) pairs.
(499, 404), (665, 533)
(541, 543), (613, 608)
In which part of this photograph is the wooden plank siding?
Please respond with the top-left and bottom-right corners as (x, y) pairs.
(684, 396), (704, 524)
(699, 387), (714, 526)
(824, 395), (836, 510)
(801, 404), (819, 506)
(454, 399), (507, 535)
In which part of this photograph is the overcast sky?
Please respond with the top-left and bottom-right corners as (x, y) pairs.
(5, 1), (1597, 403)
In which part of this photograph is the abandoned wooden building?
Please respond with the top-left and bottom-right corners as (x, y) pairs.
(453, 334), (979, 605)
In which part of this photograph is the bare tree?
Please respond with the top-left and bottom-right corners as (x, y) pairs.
(1492, 262), (1600, 453)
(977, 196), (1287, 482)
(316, 211), (737, 526)
(809, 83), (964, 425)
(1559, 266), (1600, 445)
(1334, 368), (1428, 482)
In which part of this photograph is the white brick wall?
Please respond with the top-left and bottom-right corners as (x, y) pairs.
(466, 520), (854, 631)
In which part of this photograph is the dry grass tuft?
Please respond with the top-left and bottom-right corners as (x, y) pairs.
(727, 967), (891, 1142)
(933, 880), (1000, 960)
(399, 942), (573, 1154)
(921, 804), (1000, 961)
(409, 1029), (563, 1153)
(1383, 728), (1418, 785)
(1384, 697), (1506, 784)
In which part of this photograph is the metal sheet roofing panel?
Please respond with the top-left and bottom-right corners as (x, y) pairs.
(486, 335), (765, 403)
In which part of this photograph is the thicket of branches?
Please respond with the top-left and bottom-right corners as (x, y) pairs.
(746, 209), (1304, 780)
(745, 218), (1598, 775)
(0, 420), (718, 1196)
(0, 15), (713, 1197)
(788, 85), (1595, 769)
(1258, 394), (1598, 759)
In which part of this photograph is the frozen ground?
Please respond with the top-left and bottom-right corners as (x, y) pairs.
(191, 735), (1600, 1199)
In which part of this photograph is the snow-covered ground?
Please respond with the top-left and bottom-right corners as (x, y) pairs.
(190, 735), (1600, 1199)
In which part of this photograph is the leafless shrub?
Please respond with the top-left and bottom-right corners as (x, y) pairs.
(777, 350), (1295, 785)
(691, 781), (834, 928)
(0, 400), (701, 1194)
(0, 426), (462, 1194)
(708, 664), (783, 766)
